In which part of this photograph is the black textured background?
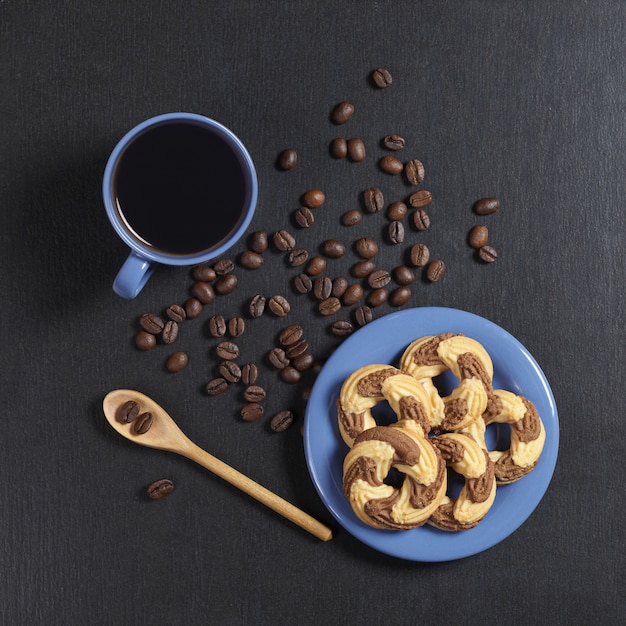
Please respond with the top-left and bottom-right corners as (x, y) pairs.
(1, 2), (624, 624)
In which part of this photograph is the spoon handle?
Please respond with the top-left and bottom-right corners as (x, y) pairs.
(179, 440), (333, 542)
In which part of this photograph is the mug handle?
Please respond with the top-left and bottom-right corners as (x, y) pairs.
(113, 251), (156, 299)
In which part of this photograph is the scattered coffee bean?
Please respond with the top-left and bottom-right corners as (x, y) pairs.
(279, 324), (303, 346)
(184, 297), (202, 319)
(280, 366), (301, 384)
(166, 351), (188, 373)
(249, 231), (268, 254)
(409, 243), (430, 267)
(214, 258), (235, 275)
(367, 287), (388, 308)
(243, 385), (266, 402)
(192, 264), (216, 282)
(133, 412), (153, 434)
(219, 360), (241, 383)
(286, 338), (309, 359)
(161, 320), (179, 344)
(331, 320), (353, 337)
(388, 220), (405, 244)
(426, 259), (446, 282)
(330, 101), (354, 125)
(228, 316), (245, 338)
(363, 187), (384, 213)
(319, 297), (342, 316)
(341, 209), (362, 226)
(387, 201), (407, 221)
(116, 400), (139, 424)
(347, 138), (366, 162)
(390, 286), (412, 307)
(302, 386), (312, 402)
(208, 315), (226, 337)
(321, 239), (346, 259)
(354, 305), (373, 327)
(215, 341), (239, 360)
(331, 276), (348, 297)
(404, 159), (425, 185)
(409, 190), (432, 208)
(478, 245), (498, 263)
(379, 155), (403, 175)
(292, 352), (314, 371)
(468, 224), (489, 249)
(393, 265), (414, 285)
(293, 206), (314, 228)
(342, 283), (364, 306)
(382, 134), (405, 151)
(268, 347), (289, 369)
(270, 410), (295, 433)
(355, 237), (379, 259)
(368, 269), (391, 289)
(215, 273), (238, 295)
(206, 377), (228, 396)
(135, 331), (156, 351)
(249, 294), (266, 318)
(288, 248), (309, 267)
(474, 197), (500, 215)
(268, 295), (291, 316)
(305, 255), (326, 276)
(241, 403), (264, 422)
(293, 273), (312, 294)
(302, 189), (325, 208)
(241, 363), (258, 385)
(239, 250), (264, 269)
(351, 260), (375, 278)
(273, 229), (296, 252)
(191, 281), (215, 304)
(412, 209), (431, 231)
(372, 67), (392, 88)
(147, 478), (175, 501)
(313, 276), (333, 300)
(330, 138), (348, 159)
(165, 304), (186, 323)
(139, 313), (164, 334)
(278, 148), (297, 171)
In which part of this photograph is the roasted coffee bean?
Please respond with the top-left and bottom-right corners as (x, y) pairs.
(192, 264), (216, 282)
(379, 155), (403, 175)
(238, 250), (264, 269)
(302, 189), (325, 208)
(342, 283), (364, 306)
(286, 338), (309, 359)
(354, 305), (373, 327)
(293, 206), (314, 228)
(409, 189), (433, 208)
(268, 347), (289, 369)
(302, 386), (312, 402)
(219, 360), (241, 383)
(330, 101), (354, 125)
(165, 304), (186, 323)
(321, 239), (346, 259)
(228, 316), (245, 338)
(468, 224), (489, 248)
(426, 259), (446, 282)
(241, 403), (264, 422)
(292, 352), (314, 371)
(243, 385), (266, 402)
(392, 265), (414, 285)
(478, 245), (498, 263)
(184, 297), (203, 319)
(273, 229), (296, 252)
(133, 412), (153, 434)
(270, 410), (295, 432)
(215, 341), (239, 360)
(278, 148), (297, 170)
(191, 281), (215, 304)
(382, 134), (405, 151)
(372, 67), (392, 88)
(367, 287), (388, 308)
(388, 221), (405, 244)
(288, 248), (309, 267)
(214, 258), (234, 275)
(293, 273), (312, 294)
(412, 209), (431, 231)
(368, 269), (391, 289)
(135, 331), (156, 351)
(206, 377), (228, 396)
(351, 260), (375, 278)
(280, 366), (301, 384)
(390, 286), (412, 307)
(139, 313), (164, 334)
(268, 295), (290, 316)
(215, 273), (237, 295)
(147, 479), (174, 501)
(474, 197), (500, 215)
(409, 242), (430, 267)
(249, 294), (266, 318)
(166, 351), (188, 373)
(341, 209), (362, 226)
(355, 237), (378, 259)
(318, 297), (341, 316)
(387, 201), (407, 221)
(208, 315), (226, 337)
(347, 138), (366, 162)
(116, 400), (139, 424)
(331, 276), (349, 297)
(330, 138), (348, 159)
(405, 159), (425, 185)
(241, 363), (258, 385)
(249, 230), (268, 254)
(305, 256), (326, 276)
(279, 324), (303, 346)
(308, 273), (331, 300)
(363, 187), (384, 213)
(161, 320), (179, 344)
(331, 320), (353, 337)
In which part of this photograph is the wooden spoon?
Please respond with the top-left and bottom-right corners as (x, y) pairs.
(103, 389), (332, 541)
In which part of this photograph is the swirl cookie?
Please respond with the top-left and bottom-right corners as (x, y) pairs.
(342, 420), (447, 530)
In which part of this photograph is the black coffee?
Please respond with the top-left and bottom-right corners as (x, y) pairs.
(113, 121), (247, 256)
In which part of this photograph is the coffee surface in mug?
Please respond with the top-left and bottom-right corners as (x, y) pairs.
(113, 121), (247, 256)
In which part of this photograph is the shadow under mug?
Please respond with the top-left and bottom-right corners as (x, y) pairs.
(103, 112), (258, 299)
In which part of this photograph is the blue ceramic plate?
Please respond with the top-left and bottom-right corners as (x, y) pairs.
(304, 307), (559, 561)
